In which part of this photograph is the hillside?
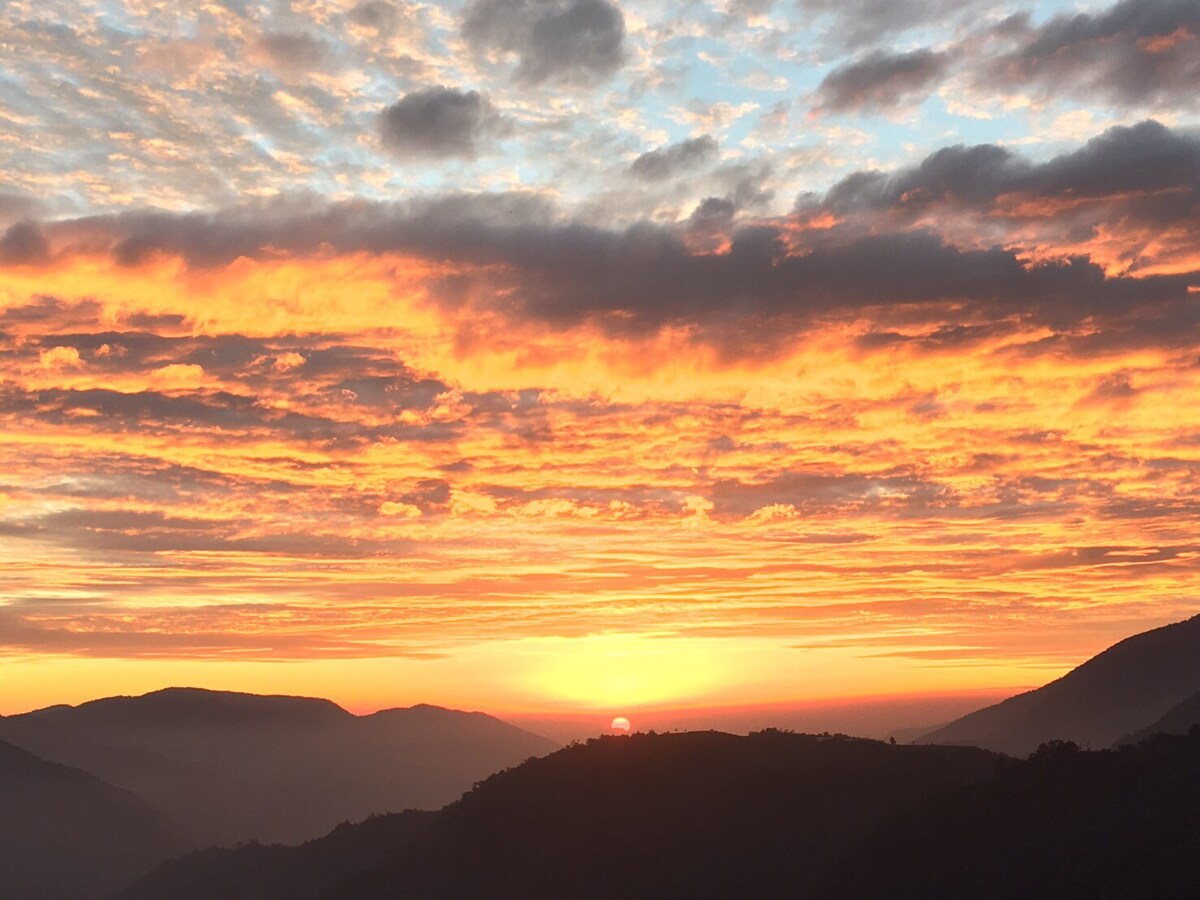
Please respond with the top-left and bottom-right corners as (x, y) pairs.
(119, 728), (1200, 900)
(829, 729), (1200, 899)
(120, 730), (1001, 900)
(0, 687), (556, 845)
(0, 738), (192, 900)
(1117, 691), (1200, 746)
(920, 615), (1200, 755)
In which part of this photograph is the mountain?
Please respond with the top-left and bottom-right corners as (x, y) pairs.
(0, 687), (555, 845)
(119, 728), (1200, 900)
(1117, 691), (1200, 746)
(0, 738), (192, 900)
(919, 614), (1200, 755)
(118, 730), (1001, 900)
(827, 729), (1200, 899)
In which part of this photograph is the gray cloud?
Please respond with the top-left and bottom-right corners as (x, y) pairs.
(256, 31), (328, 70)
(711, 470), (948, 517)
(986, 0), (1200, 107)
(12, 122), (1200, 357)
(348, 1), (400, 32)
(822, 120), (1200, 229)
(462, 0), (625, 85)
(0, 191), (44, 227)
(815, 49), (951, 113)
(379, 87), (506, 159)
(0, 221), (50, 265)
(800, 0), (980, 48)
(0, 385), (459, 447)
(628, 135), (719, 181)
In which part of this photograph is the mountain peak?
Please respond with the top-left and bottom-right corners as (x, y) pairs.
(921, 614), (1200, 754)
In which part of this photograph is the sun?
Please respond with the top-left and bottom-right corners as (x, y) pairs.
(610, 716), (631, 732)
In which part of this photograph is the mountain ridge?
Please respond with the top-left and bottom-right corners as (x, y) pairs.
(0, 737), (193, 900)
(919, 614), (1200, 755)
(0, 686), (557, 846)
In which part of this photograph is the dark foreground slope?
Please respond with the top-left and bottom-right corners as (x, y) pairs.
(120, 728), (1200, 900)
(921, 614), (1200, 755)
(0, 687), (555, 845)
(831, 729), (1200, 899)
(0, 738), (192, 900)
(1117, 691), (1200, 746)
(120, 731), (1000, 900)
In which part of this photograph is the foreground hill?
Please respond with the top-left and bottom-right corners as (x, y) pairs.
(0, 688), (555, 845)
(920, 614), (1200, 755)
(830, 730), (1200, 899)
(120, 728), (1200, 899)
(0, 738), (192, 900)
(119, 731), (1001, 900)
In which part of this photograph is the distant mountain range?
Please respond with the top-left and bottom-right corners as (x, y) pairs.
(0, 688), (556, 846)
(0, 738), (191, 900)
(920, 614), (1200, 755)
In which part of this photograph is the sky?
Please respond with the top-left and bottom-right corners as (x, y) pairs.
(1, 0), (1199, 718)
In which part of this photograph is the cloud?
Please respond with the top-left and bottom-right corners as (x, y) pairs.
(0, 221), (50, 265)
(799, 0), (981, 48)
(820, 119), (1200, 228)
(462, 0), (626, 85)
(815, 49), (951, 113)
(0, 191), (44, 227)
(12, 122), (1200, 357)
(348, 1), (401, 33)
(254, 31), (329, 71)
(985, 0), (1200, 108)
(628, 136), (719, 181)
(379, 87), (506, 159)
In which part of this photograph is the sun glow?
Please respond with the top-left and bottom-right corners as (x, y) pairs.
(523, 634), (729, 710)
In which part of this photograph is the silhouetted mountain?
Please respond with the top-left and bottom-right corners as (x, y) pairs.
(118, 728), (1200, 900)
(0, 738), (192, 900)
(116, 811), (433, 900)
(119, 730), (1001, 900)
(0, 687), (555, 845)
(920, 615), (1200, 755)
(827, 729), (1200, 899)
(1117, 691), (1200, 746)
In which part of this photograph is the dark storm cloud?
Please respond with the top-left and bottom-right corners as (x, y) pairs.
(462, 0), (625, 85)
(815, 49), (951, 113)
(379, 87), (506, 159)
(628, 136), (719, 181)
(986, 0), (1200, 107)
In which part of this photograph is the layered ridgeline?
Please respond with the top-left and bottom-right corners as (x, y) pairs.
(0, 688), (556, 845)
(118, 728), (1200, 900)
(118, 731), (1002, 900)
(0, 738), (192, 900)
(920, 615), (1200, 755)
(1117, 691), (1200, 747)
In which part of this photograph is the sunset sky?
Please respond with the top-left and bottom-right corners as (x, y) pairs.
(2, 0), (1199, 718)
